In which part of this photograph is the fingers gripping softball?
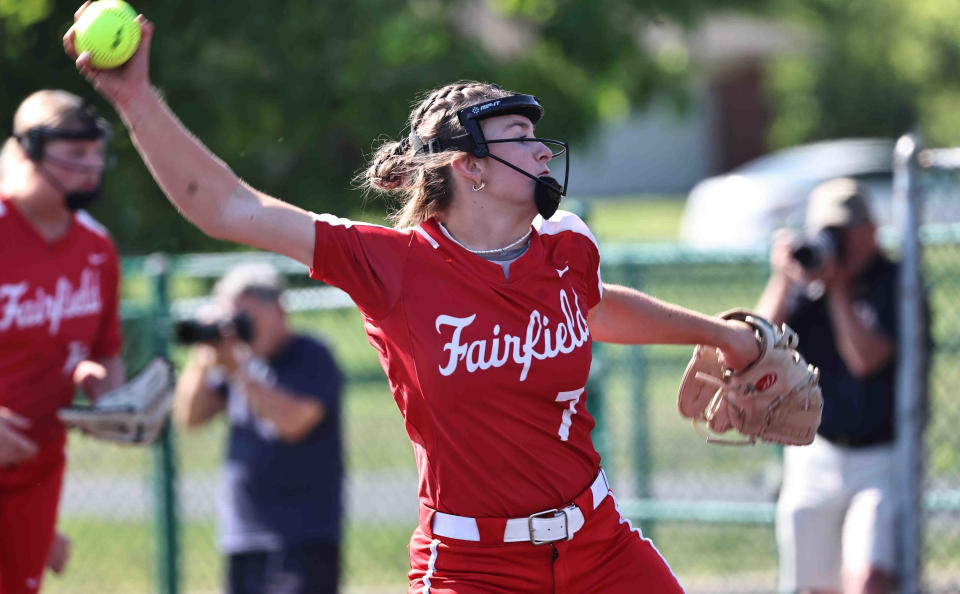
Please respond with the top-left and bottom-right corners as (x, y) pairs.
(64, 1), (154, 106)
(678, 310), (823, 446)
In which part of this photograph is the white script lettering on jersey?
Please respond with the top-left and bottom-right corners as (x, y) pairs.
(63, 340), (91, 375)
(0, 269), (102, 334)
(436, 289), (590, 381)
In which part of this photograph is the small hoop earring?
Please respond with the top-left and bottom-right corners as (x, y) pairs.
(472, 180), (485, 192)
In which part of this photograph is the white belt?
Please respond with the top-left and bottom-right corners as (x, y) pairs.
(431, 469), (609, 545)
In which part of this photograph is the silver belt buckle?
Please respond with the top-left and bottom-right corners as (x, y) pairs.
(528, 508), (568, 545)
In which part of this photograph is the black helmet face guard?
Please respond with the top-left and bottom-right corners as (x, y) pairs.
(410, 94), (570, 204)
(14, 100), (112, 169)
(17, 123), (112, 170)
(11, 104), (112, 211)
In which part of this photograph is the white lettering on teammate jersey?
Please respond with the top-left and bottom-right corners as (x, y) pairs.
(0, 269), (102, 335)
(435, 289), (590, 381)
(63, 341), (91, 375)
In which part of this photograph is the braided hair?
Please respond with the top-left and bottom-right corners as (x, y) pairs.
(361, 81), (514, 229)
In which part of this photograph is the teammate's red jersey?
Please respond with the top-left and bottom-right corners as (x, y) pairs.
(310, 210), (603, 518)
(0, 197), (122, 451)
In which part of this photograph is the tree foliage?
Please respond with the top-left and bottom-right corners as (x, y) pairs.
(767, 0), (960, 149)
(1, 0), (762, 253)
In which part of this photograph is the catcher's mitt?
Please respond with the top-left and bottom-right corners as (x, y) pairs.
(58, 357), (175, 444)
(677, 310), (823, 446)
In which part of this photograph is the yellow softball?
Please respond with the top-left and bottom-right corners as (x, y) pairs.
(74, 0), (141, 69)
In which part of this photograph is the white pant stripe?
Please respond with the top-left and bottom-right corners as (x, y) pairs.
(421, 538), (441, 593)
(609, 492), (686, 593)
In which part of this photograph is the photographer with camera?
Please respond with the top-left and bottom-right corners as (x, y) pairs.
(173, 262), (344, 594)
(756, 178), (924, 594)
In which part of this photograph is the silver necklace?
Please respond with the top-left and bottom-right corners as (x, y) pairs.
(440, 222), (532, 255)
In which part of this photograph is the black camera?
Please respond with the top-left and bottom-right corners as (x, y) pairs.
(791, 227), (845, 271)
(174, 313), (254, 345)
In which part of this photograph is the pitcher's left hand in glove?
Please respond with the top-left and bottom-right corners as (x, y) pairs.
(58, 357), (175, 444)
(677, 310), (823, 446)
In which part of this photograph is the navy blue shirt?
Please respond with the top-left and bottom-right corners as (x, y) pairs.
(787, 255), (899, 446)
(218, 334), (343, 553)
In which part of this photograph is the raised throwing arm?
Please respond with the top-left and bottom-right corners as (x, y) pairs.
(64, 9), (315, 267)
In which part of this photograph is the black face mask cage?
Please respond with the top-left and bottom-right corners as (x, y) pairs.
(13, 99), (112, 164)
(410, 94), (570, 202)
(16, 120), (113, 164)
(479, 137), (569, 199)
(11, 104), (112, 211)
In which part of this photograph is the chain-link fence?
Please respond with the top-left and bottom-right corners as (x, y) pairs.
(597, 246), (782, 594)
(902, 137), (960, 594)
(596, 136), (960, 594)
(51, 248), (785, 594)
(47, 152), (960, 592)
(48, 252), (419, 594)
(45, 299), (166, 594)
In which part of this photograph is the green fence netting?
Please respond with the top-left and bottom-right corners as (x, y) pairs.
(48, 220), (959, 594)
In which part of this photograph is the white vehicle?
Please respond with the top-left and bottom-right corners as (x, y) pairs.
(679, 138), (896, 250)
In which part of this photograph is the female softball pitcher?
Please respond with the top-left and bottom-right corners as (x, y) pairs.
(66, 8), (761, 593)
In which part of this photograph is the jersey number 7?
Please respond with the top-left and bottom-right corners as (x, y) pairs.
(555, 388), (585, 442)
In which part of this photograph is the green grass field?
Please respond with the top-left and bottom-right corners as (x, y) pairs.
(53, 194), (960, 592)
(581, 195), (687, 242)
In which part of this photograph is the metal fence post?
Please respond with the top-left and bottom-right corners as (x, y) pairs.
(628, 263), (653, 538)
(893, 134), (925, 594)
(588, 342), (611, 466)
(145, 253), (179, 594)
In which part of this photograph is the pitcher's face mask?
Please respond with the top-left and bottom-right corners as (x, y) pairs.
(410, 94), (569, 220)
(14, 103), (112, 211)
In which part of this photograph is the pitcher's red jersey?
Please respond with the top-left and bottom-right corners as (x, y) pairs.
(310, 211), (603, 517)
(0, 197), (122, 450)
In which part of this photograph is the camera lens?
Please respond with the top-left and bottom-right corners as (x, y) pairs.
(791, 228), (842, 272)
(791, 244), (821, 271)
(173, 320), (223, 345)
(173, 312), (254, 345)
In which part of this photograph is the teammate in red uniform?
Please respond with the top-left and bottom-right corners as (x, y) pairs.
(67, 13), (760, 592)
(0, 89), (125, 594)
